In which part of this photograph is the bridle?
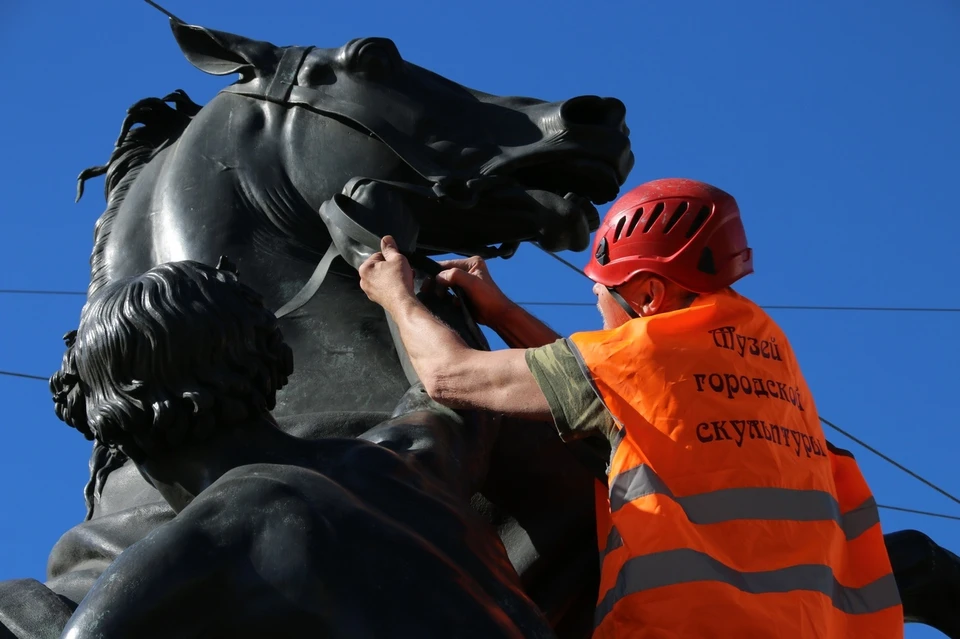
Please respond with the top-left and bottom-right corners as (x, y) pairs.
(218, 46), (517, 323)
(222, 46), (466, 189)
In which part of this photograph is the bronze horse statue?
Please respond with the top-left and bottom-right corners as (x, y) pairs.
(3, 14), (633, 638)
(0, 12), (958, 639)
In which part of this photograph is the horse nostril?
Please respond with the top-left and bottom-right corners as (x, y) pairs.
(559, 96), (627, 129)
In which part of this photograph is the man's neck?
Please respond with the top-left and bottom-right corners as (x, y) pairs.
(137, 417), (306, 513)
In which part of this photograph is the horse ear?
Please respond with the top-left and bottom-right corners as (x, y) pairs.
(169, 19), (274, 77)
(215, 255), (239, 276)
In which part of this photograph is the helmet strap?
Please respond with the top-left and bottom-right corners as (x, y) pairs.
(606, 287), (640, 319)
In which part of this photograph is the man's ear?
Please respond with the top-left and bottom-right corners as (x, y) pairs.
(169, 19), (277, 77)
(619, 275), (660, 316)
(641, 277), (668, 315)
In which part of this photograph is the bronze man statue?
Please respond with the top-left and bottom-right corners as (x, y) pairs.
(51, 258), (555, 639)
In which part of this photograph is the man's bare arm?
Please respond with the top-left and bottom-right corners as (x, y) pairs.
(390, 296), (552, 419)
(431, 256), (560, 348)
(359, 238), (552, 418)
(487, 303), (561, 349)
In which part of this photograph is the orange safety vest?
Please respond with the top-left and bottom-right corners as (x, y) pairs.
(569, 288), (902, 639)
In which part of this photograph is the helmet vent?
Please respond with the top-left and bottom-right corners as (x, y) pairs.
(663, 201), (688, 234)
(626, 207), (643, 237)
(595, 236), (610, 265)
(697, 247), (716, 274)
(685, 205), (711, 238)
(643, 202), (665, 233)
(613, 216), (627, 241)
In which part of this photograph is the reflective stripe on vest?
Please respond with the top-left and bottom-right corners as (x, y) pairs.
(569, 289), (901, 639)
(595, 548), (901, 623)
(611, 462), (881, 541)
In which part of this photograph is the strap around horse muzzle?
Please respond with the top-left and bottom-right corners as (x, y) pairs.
(272, 188), (488, 352)
(272, 189), (441, 320)
(273, 184), (469, 320)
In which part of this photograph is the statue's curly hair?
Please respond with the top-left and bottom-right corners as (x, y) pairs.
(50, 258), (294, 471)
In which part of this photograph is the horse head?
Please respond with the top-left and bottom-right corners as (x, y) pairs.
(169, 19), (634, 261)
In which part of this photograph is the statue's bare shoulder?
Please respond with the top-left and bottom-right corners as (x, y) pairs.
(61, 464), (344, 638)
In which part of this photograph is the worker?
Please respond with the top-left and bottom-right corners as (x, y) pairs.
(358, 178), (904, 638)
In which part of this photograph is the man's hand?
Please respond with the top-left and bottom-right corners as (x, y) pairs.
(359, 236), (416, 312)
(434, 256), (514, 326)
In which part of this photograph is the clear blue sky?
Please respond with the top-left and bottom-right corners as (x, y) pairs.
(1, 0), (958, 636)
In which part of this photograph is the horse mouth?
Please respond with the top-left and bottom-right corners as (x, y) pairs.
(503, 157), (623, 210)
(488, 155), (626, 238)
(397, 142), (631, 254)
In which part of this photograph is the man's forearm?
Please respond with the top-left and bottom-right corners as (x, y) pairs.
(386, 296), (553, 418)
(488, 302), (561, 349)
(389, 296), (473, 389)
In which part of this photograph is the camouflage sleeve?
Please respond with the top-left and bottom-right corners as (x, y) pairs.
(524, 339), (617, 443)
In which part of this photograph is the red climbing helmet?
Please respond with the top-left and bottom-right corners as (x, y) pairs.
(584, 178), (754, 294)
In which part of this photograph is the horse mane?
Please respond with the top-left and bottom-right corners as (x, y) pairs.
(74, 89), (202, 518)
(77, 89), (203, 297)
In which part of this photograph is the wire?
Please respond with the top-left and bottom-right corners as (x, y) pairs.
(516, 301), (960, 312)
(528, 246), (960, 312)
(0, 289), (86, 296)
(0, 370), (48, 381)
(876, 505), (960, 522)
(4, 369), (960, 522)
(4, 251), (960, 504)
(3, 286), (960, 313)
(142, 0), (186, 24)
(819, 416), (960, 508)
(535, 245), (590, 279)
(759, 305), (960, 313)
